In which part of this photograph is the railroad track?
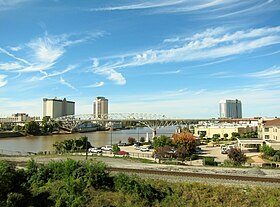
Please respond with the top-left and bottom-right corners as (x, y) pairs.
(110, 167), (280, 184)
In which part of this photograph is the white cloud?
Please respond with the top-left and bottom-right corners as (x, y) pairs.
(28, 35), (65, 64)
(9, 46), (22, 51)
(0, 75), (8, 87)
(93, 0), (279, 17)
(248, 65), (280, 78)
(0, 62), (23, 71)
(93, 26), (280, 81)
(93, 0), (186, 11)
(84, 81), (104, 88)
(29, 64), (77, 81)
(153, 70), (181, 75)
(59, 77), (76, 90)
(92, 60), (126, 85)
(0, 0), (30, 11)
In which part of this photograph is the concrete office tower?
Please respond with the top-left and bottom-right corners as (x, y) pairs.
(219, 99), (242, 118)
(93, 97), (108, 118)
(43, 98), (75, 118)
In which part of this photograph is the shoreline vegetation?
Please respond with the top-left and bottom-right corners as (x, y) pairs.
(0, 158), (279, 207)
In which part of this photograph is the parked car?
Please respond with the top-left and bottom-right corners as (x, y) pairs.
(134, 142), (143, 147)
(88, 147), (102, 153)
(116, 151), (129, 156)
(101, 145), (112, 151)
(118, 142), (127, 146)
(134, 146), (141, 150)
(140, 147), (149, 152)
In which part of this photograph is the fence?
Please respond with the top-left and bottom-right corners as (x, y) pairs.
(0, 149), (36, 156)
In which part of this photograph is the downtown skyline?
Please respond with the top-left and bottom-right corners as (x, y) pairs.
(0, 0), (280, 118)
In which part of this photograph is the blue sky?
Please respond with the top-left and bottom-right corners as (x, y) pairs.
(0, 0), (280, 118)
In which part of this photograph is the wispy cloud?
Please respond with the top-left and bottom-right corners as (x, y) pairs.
(92, 26), (280, 84)
(0, 0), (30, 11)
(92, 0), (279, 17)
(29, 64), (77, 81)
(84, 81), (105, 88)
(92, 0), (186, 11)
(248, 65), (280, 78)
(153, 70), (181, 75)
(92, 59), (126, 85)
(59, 77), (76, 90)
(0, 75), (8, 87)
(0, 62), (23, 71)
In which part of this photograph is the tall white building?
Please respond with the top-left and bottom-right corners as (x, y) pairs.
(93, 97), (108, 118)
(219, 99), (242, 118)
(43, 98), (75, 119)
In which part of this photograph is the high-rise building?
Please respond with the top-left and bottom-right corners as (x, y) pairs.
(43, 98), (75, 118)
(219, 99), (242, 118)
(93, 97), (108, 118)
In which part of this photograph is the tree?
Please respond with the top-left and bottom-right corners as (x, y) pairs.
(140, 137), (145, 143)
(153, 146), (173, 160)
(53, 136), (91, 151)
(199, 131), (206, 139)
(231, 132), (240, 138)
(227, 147), (247, 166)
(175, 146), (188, 161)
(172, 132), (196, 154)
(153, 135), (172, 149)
(212, 134), (220, 139)
(260, 145), (275, 157)
(25, 121), (41, 135)
(224, 133), (229, 139)
(41, 116), (60, 135)
(128, 137), (136, 145)
(112, 144), (120, 154)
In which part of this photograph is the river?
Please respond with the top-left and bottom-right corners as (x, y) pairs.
(0, 127), (177, 153)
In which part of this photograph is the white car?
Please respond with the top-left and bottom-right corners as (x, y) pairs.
(101, 145), (112, 151)
(140, 147), (149, 152)
(88, 147), (102, 153)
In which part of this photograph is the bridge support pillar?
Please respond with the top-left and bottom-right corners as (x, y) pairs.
(152, 129), (157, 138)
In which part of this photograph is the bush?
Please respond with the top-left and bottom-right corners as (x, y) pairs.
(227, 148), (247, 166)
(273, 155), (280, 162)
(223, 159), (236, 167)
(203, 157), (217, 166)
(128, 137), (136, 145)
(260, 145), (275, 157)
(112, 144), (120, 154)
(140, 137), (145, 143)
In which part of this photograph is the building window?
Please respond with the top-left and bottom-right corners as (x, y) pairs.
(265, 135), (270, 139)
(264, 128), (269, 132)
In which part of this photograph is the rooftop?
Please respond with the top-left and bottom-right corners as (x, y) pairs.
(263, 118), (280, 127)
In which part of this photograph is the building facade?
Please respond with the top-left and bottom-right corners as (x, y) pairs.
(258, 118), (280, 150)
(0, 113), (40, 123)
(219, 99), (242, 118)
(194, 124), (255, 139)
(43, 98), (75, 119)
(93, 97), (108, 118)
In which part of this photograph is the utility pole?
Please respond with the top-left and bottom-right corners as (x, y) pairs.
(85, 136), (88, 160)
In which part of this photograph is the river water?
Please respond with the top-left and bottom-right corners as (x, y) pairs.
(0, 127), (176, 153)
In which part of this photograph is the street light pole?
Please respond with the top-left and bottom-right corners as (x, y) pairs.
(85, 136), (88, 160)
(110, 124), (113, 146)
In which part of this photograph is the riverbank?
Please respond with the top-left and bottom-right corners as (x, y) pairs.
(0, 131), (24, 138)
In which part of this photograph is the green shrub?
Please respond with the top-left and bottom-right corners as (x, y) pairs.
(203, 157), (217, 166)
(260, 145), (275, 156)
(273, 155), (280, 162)
(223, 159), (235, 167)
